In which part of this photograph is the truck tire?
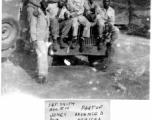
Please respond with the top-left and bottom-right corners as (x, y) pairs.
(2, 17), (20, 50)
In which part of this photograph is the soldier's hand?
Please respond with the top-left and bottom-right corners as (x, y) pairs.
(86, 10), (92, 15)
(70, 13), (77, 18)
(106, 21), (112, 26)
(107, 16), (111, 22)
(105, 22), (112, 32)
(58, 18), (63, 22)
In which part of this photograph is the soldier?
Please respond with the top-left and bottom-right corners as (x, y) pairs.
(27, 0), (60, 83)
(27, 0), (51, 83)
(97, 0), (119, 50)
(67, 0), (91, 49)
(27, 0), (58, 45)
(83, 0), (103, 46)
(84, 0), (101, 22)
(47, 0), (73, 49)
(27, 0), (41, 44)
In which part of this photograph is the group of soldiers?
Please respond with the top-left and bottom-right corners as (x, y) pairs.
(26, 0), (119, 83)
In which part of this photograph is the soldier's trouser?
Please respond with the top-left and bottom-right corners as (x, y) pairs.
(27, 6), (38, 41)
(97, 20), (120, 42)
(35, 41), (48, 77)
(72, 15), (91, 38)
(50, 18), (72, 39)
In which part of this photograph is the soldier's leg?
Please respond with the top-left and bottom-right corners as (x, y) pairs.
(77, 15), (91, 38)
(97, 19), (105, 38)
(50, 18), (59, 40)
(70, 17), (79, 49)
(50, 18), (59, 51)
(71, 17), (79, 37)
(56, 19), (72, 48)
(60, 19), (73, 39)
(96, 19), (105, 50)
(35, 41), (48, 83)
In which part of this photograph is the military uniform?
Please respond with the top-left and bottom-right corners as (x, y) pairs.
(83, 0), (101, 22)
(27, 0), (59, 42)
(67, 0), (91, 38)
(47, 3), (72, 40)
(27, 0), (41, 42)
(27, 0), (50, 83)
(35, 8), (50, 81)
(97, 6), (119, 42)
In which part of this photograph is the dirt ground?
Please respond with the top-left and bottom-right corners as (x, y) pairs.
(1, 34), (150, 99)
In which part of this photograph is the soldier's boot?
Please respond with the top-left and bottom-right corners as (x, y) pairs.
(35, 75), (47, 84)
(79, 37), (88, 52)
(52, 39), (58, 52)
(59, 37), (68, 49)
(98, 37), (104, 50)
(71, 37), (78, 49)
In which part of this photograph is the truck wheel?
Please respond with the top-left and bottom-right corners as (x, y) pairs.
(2, 17), (20, 50)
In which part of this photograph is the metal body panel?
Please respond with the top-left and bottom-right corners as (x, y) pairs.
(52, 44), (106, 56)
(2, 0), (22, 20)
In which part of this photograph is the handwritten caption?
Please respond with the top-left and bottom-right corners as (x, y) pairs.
(45, 101), (110, 120)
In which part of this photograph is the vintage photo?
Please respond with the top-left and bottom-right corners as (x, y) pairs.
(1, 0), (150, 99)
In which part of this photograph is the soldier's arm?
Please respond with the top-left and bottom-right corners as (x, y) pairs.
(84, 0), (90, 12)
(29, 0), (41, 7)
(109, 10), (115, 25)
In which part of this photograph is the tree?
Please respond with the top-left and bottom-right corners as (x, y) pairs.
(127, 0), (134, 25)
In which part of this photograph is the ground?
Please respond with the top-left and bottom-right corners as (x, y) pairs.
(1, 34), (150, 99)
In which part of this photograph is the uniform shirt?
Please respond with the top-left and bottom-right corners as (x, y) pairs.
(99, 6), (115, 25)
(36, 8), (50, 41)
(67, 0), (85, 15)
(46, 3), (69, 19)
(84, 0), (100, 13)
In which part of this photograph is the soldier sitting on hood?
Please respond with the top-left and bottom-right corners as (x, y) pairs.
(47, 0), (73, 50)
(96, 0), (120, 50)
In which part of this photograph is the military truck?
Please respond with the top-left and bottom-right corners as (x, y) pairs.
(1, 0), (115, 68)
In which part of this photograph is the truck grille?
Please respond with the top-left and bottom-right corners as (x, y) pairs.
(78, 25), (98, 46)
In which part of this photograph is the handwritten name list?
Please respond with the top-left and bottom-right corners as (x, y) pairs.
(45, 100), (110, 120)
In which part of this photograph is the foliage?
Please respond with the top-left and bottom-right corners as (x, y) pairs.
(127, 24), (150, 38)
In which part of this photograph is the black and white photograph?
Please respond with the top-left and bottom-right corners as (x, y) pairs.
(1, 0), (150, 99)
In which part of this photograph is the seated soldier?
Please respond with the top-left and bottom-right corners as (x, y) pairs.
(47, 0), (73, 50)
(67, 0), (91, 49)
(84, 0), (101, 22)
(96, 0), (119, 50)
